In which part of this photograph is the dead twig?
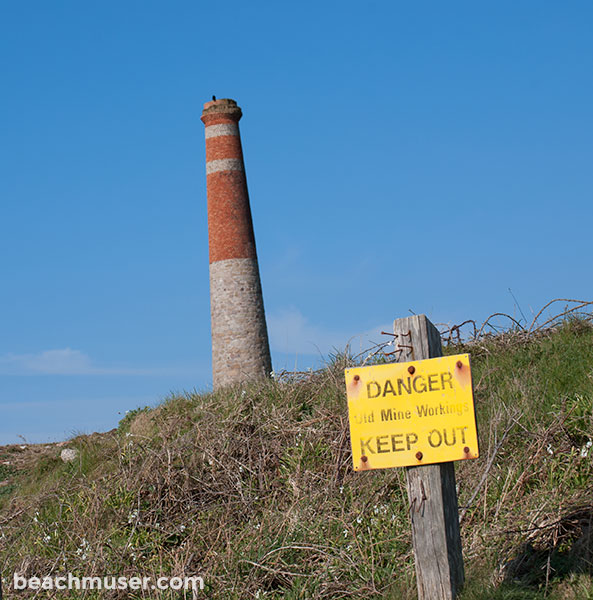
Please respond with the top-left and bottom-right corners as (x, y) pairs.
(460, 420), (516, 523)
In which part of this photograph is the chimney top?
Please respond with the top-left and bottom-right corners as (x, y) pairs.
(201, 98), (242, 122)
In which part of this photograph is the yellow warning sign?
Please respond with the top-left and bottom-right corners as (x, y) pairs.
(345, 354), (479, 471)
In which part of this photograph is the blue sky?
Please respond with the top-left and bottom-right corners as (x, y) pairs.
(1, 1), (592, 444)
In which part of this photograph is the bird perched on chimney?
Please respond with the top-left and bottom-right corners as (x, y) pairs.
(212, 95), (216, 101)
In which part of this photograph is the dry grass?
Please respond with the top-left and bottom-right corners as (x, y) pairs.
(0, 317), (592, 599)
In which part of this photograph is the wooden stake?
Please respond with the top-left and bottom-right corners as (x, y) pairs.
(393, 314), (464, 600)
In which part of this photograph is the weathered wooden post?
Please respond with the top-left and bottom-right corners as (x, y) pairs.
(394, 315), (464, 600)
(345, 314), (478, 600)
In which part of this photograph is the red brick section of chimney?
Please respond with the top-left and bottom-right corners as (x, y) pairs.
(201, 98), (272, 389)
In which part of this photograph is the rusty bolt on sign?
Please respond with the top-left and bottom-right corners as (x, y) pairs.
(361, 455), (368, 463)
(456, 360), (463, 369)
(464, 447), (470, 454)
(416, 451), (423, 461)
(408, 365), (416, 375)
(353, 375), (360, 381)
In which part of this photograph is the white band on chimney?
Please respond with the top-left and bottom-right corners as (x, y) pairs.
(206, 158), (244, 175)
(205, 123), (239, 139)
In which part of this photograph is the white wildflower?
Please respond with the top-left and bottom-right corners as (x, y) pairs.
(76, 540), (89, 559)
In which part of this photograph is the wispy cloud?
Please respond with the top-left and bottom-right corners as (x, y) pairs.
(0, 349), (96, 375)
(267, 307), (390, 358)
(0, 348), (198, 376)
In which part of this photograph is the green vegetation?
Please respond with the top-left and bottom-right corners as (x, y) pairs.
(0, 320), (592, 598)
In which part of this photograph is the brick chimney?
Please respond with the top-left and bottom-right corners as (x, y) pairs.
(201, 98), (272, 389)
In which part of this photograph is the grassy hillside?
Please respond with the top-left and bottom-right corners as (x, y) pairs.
(0, 319), (592, 599)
